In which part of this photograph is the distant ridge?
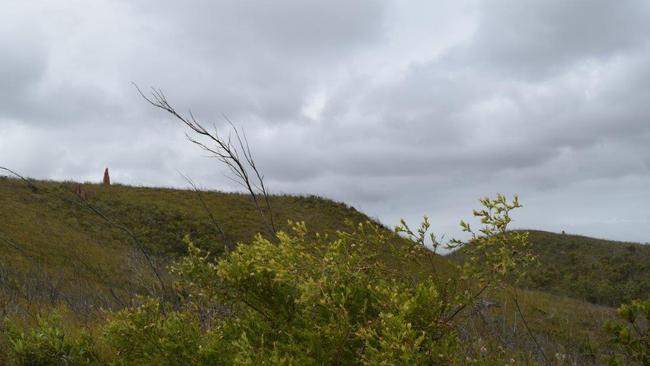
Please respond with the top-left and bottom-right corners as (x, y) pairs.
(449, 229), (650, 306)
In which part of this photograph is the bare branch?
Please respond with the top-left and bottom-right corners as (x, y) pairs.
(177, 171), (233, 250)
(135, 83), (277, 237)
(513, 290), (550, 365)
(0, 166), (39, 192)
(70, 193), (168, 298)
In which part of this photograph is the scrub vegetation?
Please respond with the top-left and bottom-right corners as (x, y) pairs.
(1, 177), (648, 365)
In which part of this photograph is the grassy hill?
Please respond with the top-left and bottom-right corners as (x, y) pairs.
(449, 230), (650, 307)
(520, 230), (650, 306)
(0, 176), (449, 317)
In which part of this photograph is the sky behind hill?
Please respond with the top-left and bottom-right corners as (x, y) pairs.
(1, 0), (649, 243)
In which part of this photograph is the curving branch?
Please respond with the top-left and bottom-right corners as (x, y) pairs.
(134, 83), (276, 238)
(71, 195), (168, 298)
(0, 166), (39, 192)
(177, 170), (234, 250)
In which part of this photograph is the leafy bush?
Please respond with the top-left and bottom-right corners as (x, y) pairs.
(168, 221), (461, 364)
(447, 194), (535, 285)
(6, 313), (98, 366)
(103, 297), (208, 366)
(154, 194), (531, 364)
(606, 299), (650, 365)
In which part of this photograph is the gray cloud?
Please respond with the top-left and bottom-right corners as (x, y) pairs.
(1, 0), (649, 244)
(465, 0), (650, 78)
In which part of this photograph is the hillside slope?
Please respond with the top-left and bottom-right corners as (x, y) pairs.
(0, 176), (450, 315)
(449, 230), (650, 307)
(521, 230), (650, 306)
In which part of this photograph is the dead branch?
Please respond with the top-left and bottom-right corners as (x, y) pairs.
(134, 83), (276, 238)
(513, 290), (550, 365)
(69, 194), (169, 299)
(0, 166), (39, 192)
(177, 170), (234, 250)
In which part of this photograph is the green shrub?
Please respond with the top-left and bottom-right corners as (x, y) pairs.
(606, 299), (650, 365)
(171, 221), (463, 364)
(447, 194), (535, 286)
(103, 298), (206, 366)
(160, 194), (530, 364)
(6, 313), (98, 366)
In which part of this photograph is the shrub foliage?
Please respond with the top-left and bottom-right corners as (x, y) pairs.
(4, 193), (646, 365)
(104, 194), (532, 364)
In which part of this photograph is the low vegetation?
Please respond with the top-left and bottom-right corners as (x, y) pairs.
(2, 179), (648, 364)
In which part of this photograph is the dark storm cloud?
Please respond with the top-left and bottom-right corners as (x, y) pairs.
(1, 0), (649, 243)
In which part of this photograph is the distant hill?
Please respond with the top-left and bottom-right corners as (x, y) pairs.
(449, 230), (650, 307)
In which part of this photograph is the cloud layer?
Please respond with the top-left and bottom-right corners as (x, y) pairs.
(1, 0), (649, 243)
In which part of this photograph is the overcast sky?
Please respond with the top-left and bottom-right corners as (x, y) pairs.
(1, 0), (649, 244)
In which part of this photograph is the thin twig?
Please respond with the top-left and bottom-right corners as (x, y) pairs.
(177, 171), (233, 250)
(0, 166), (39, 192)
(445, 281), (491, 324)
(71, 195), (168, 298)
(513, 290), (550, 365)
